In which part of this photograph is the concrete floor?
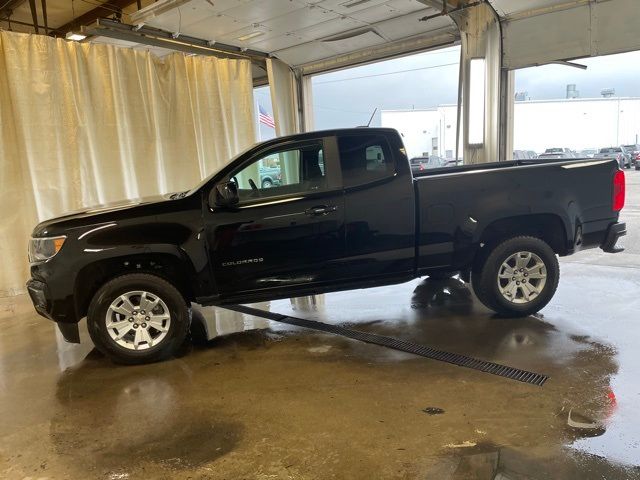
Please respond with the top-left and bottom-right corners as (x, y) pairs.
(1, 171), (639, 480)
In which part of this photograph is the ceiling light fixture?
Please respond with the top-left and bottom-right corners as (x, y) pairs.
(65, 32), (87, 41)
(237, 31), (265, 41)
(468, 57), (486, 146)
(341, 0), (373, 8)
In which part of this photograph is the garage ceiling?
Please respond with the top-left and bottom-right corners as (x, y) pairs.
(2, 0), (640, 73)
(127, 0), (458, 68)
(487, 0), (574, 18)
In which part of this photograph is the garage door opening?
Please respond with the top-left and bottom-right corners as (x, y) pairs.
(512, 50), (640, 161)
(311, 46), (461, 164)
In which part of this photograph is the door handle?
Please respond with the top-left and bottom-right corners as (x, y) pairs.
(305, 205), (337, 216)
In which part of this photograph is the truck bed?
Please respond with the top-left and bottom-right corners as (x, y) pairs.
(411, 157), (604, 178)
(412, 157), (620, 272)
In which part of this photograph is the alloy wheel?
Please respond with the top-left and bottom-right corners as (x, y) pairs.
(497, 251), (547, 304)
(105, 291), (171, 350)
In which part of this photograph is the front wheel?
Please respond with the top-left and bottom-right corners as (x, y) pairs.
(87, 273), (191, 364)
(472, 236), (559, 317)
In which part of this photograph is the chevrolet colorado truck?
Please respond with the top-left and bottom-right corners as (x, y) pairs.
(27, 128), (627, 364)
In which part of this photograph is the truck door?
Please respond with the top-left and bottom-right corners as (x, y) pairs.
(204, 137), (345, 296)
(338, 132), (416, 279)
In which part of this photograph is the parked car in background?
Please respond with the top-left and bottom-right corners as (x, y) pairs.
(620, 146), (633, 168)
(443, 159), (463, 167)
(538, 152), (573, 160)
(595, 147), (630, 169)
(410, 155), (448, 173)
(540, 148), (575, 160)
(513, 150), (537, 160)
(259, 165), (281, 188)
(622, 144), (640, 166)
(578, 149), (598, 158)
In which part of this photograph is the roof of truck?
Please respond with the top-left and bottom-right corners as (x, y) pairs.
(261, 127), (400, 145)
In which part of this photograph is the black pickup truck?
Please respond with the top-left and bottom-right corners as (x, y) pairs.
(27, 128), (626, 364)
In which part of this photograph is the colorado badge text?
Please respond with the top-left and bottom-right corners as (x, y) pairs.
(222, 258), (264, 267)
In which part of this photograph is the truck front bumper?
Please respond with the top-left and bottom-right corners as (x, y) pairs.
(600, 222), (626, 253)
(26, 278), (80, 343)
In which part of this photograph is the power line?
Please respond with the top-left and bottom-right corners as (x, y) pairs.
(314, 62), (459, 85)
(313, 105), (373, 115)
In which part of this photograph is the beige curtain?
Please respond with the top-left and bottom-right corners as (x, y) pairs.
(266, 58), (300, 137)
(266, 58), (300, 184)
(0, 30), (256, 297)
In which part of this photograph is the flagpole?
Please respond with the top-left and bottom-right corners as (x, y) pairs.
(256, 98), (262, 142)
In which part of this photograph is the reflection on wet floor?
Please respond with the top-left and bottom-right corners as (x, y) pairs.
(1, 264), (639, 479)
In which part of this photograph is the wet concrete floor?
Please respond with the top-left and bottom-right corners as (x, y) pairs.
(1, 172), (639, 480)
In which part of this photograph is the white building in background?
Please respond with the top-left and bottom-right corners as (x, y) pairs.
(381, 106), (459, 160)
(382, 97), (640, 160)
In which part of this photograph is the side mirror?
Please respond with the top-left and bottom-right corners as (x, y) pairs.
(211, 181), (239, 207)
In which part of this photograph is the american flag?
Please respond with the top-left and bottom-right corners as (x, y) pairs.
(259, 104), (276, 129)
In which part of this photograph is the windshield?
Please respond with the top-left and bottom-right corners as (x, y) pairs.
(187, 143), (257, 195)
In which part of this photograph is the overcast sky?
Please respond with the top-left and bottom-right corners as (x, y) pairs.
(254, 47), (640, 136)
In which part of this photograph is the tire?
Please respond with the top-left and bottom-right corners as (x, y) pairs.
(261, 179), (273, 188)
(87, 273), (191, 364)
(471, 236), (559, 317)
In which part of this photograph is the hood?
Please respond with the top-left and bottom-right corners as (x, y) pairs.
(32, 192), (189, 237)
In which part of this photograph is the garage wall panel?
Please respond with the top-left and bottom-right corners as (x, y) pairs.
(503, 0), (640, 69)
(503, 5), (591, 69)
(592, 0), (640, 57)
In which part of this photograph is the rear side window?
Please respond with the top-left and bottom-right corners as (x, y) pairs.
(338, 134), (395, 187)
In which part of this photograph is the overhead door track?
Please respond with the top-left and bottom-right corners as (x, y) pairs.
(224, 304), (549, 387)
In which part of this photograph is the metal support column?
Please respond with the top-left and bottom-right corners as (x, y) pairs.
(295, 70), (315, 133)
(499, 69), (515, 161)
(450, 1), (503, 164)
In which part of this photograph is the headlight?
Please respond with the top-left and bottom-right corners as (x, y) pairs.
(28, 236), (66, 264)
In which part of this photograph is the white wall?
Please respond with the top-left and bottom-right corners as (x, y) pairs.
(513, 98), (640, 152)
(381, 107), (459, 159)
(383, 97), (640, 158)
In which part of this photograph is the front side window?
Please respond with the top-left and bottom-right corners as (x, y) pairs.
(229, 143), (326, 202)
(338, 134), (394, 187)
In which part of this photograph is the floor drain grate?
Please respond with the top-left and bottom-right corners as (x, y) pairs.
(225, 304), (549, 387)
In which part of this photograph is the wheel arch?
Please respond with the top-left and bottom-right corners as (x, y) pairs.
(74, 251), (197, 320)
(477, 213), (570, 256)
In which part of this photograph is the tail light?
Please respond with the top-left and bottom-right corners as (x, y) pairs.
(613, 170), (625, 211)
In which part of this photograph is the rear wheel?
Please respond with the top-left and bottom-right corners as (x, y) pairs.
(472, 236), (559, 317)
(261, 178), (273, 188)
(87, 273), (191, 364)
